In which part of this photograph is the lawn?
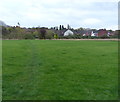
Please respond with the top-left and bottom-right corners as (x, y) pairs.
(2, 40), (118, 100)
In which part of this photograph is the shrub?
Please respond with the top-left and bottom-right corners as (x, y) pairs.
(45, 30), (54, 39)
(54, 34), (58, 39)
(100, 35), (110, 39)
(33, 30), (39, 38)
(110, 35), (118, 39)
(24, 33), (35, 39)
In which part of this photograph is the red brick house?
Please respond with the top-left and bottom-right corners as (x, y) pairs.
(98, 29), (108, 37)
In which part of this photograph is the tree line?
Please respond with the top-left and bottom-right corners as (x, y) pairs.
(1, 23), (119, 39)
(2, 26), (56, 39)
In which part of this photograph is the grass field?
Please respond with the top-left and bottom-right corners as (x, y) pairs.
(2, 40), (118, 100)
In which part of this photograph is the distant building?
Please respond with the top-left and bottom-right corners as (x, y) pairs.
(91, 31), (98, 37)
(98, 29), (108, 37)
(83, 34), (86, 36)
(107, 30), (114, 36)
(64, 29), (74, 36)
(82, 30), (91, 36)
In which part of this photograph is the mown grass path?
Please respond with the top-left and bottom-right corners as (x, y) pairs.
(2, 40), (118, 100)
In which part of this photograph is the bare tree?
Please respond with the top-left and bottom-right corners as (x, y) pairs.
(39, 27), (46, 39)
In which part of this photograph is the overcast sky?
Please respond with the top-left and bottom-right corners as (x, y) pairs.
(0, 0), (119, 30)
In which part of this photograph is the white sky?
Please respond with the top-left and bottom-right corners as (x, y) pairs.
(0, 0), (119, 30)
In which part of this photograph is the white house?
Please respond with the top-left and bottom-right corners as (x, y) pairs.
(91, 31), (98, 37)
(107, 32), (110, 36)
(83, 34), (86, 36)
(64, 30), (74, 36)
(91, 31), (96, 36)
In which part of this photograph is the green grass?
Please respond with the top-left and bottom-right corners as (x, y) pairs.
(2, 40), (118, 100)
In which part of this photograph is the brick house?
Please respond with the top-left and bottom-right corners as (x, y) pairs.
(98, 29), (108, 37)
